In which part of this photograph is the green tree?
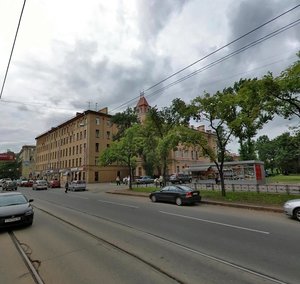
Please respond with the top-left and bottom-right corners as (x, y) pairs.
(191, 91), (237, 196)
(224, 78), (273, 160)
(255, 135), (277, 173)
(99, 125), (143, 189)
(142, 99), (190, 182)
(261, 53), (300, 119)
(110, 107), (139, 141)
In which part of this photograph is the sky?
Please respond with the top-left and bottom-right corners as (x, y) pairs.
(0, 0), (299, 154)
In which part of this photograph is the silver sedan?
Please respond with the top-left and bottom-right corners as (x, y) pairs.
(283, 199), (300, 221)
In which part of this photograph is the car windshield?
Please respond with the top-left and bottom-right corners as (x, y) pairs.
(0, 195), (27, 207)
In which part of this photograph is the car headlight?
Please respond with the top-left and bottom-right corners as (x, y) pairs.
(25, 209), (34, 216)
(284, 202), (292, 208)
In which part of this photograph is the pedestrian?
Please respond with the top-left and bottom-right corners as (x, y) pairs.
(116, 176), (120, 186)
(65, 181), (69, 193)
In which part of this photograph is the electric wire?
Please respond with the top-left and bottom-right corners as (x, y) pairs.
(110, 5), (300, 112)
(111, 18), (300, 111)
(143, 4), (300, 93)
(0, 0), (26, 99)
(145, 19), (300, 101)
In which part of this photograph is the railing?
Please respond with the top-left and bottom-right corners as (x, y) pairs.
(131, 180), (300, 195)
(192, 183), (300, 195)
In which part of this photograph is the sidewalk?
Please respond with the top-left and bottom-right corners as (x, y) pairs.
(86, 183), (283, 213)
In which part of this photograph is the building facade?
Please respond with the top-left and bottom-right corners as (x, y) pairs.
(19, 145), (36, 179)
(134, 95), (217, 177)
(35, 108), (128, 183)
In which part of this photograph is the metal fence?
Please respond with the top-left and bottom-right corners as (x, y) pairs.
(192, 183), (300, 195)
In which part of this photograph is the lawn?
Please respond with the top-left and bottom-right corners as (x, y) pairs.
(266, 174), (300, 184)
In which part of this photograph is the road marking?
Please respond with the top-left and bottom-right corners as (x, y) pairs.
(98, 199), (139, 208)
(159, 211), (270, 235)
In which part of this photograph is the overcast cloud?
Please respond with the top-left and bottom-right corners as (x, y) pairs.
(0, 0), (299, 154)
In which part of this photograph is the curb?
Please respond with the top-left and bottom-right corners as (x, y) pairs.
(106, 190), (283, 213)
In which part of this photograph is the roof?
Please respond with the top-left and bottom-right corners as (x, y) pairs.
(136, 95), (149, 107)
(35, 109), (112, 139)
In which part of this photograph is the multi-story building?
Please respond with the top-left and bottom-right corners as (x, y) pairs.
(135, 95), (217, 177)
(35, 108), (128, 183)
(19, 145), (36, 179)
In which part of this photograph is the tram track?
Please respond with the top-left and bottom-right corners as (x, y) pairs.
(9, 231), (44, 284)
(29, 201), (288, 284)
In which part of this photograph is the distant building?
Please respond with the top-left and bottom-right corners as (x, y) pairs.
(134, 95), (217, 177)
(34, 108), (128, 183)
(0, 151), (16, 161)
(19, 145), (36, 179)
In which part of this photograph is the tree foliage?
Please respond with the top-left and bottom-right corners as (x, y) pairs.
(99, 125), (143, 189)
(260, 52), (300, 119)
(141, 99), (191, 182)
(256, 131), (300, 174)
(110, 108), (139, 141)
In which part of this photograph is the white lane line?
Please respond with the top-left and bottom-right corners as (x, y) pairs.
(160, 211), (270, 235)
(98, 199), (139, 209)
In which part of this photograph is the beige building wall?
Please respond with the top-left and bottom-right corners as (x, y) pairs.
(35, 108), (128, 183)
(19, 145), (36, 179)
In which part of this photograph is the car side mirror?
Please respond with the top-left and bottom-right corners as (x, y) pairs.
(29, 199), (34, 202)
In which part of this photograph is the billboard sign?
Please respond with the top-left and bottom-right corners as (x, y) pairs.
(0, 153), (15, 161)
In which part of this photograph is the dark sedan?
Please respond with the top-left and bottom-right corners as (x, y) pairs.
(149, 185), (201, 206)
(0, 192), (34, 229)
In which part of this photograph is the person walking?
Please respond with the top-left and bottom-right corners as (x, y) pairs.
(65, 181), (69, 193)
(116, 176), (120, 186)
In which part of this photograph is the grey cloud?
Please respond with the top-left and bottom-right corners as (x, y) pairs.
(226, 0), (300, 67)
(136, 0), (190, 42)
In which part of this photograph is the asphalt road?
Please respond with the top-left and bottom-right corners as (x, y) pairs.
(1, 185), (299, 284)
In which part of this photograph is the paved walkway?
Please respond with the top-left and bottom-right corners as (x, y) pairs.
(86, 183), (283, 213)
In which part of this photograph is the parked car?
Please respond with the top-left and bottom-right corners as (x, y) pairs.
(32, 180), (48, 190)
(0, 192), (34, 228)
(2, 180), (17, 191)
(0, 178), (12, 187)
(136, 176), (155, 184)
(169, 173), (192, 184)
(283, 199), (300, 221)
(21, 180), (34, 187)
(68, 180), (86, 191)
(149, 185), (201, 206)
(49, 179), (61, 188)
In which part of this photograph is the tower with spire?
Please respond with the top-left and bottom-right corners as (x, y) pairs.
(135, 91), (150, 123)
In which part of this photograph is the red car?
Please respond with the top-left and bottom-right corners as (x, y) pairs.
(49, 179), (61, 188)
(21, 180), (34, 187)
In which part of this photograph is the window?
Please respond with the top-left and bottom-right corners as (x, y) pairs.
(96, 117), (100, 125)
(106, 131), (110, 139)
(96, 143), (99, 152)
(95, 171), (99, 182)
(96, 129), (100, 138)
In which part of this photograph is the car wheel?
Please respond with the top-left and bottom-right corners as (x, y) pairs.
(175, 197), (182, 206)
(294, 208), (300, 221)
(151, 195), (157, 202)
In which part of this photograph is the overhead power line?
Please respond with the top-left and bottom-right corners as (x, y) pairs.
(110, 4), (300, 112)
(143, 4), (300, 93)
(145, 18), (300, 101)
(0, 0), (27, 100)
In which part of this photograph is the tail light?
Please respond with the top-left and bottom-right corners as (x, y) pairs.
(186, 192), (192, 198)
